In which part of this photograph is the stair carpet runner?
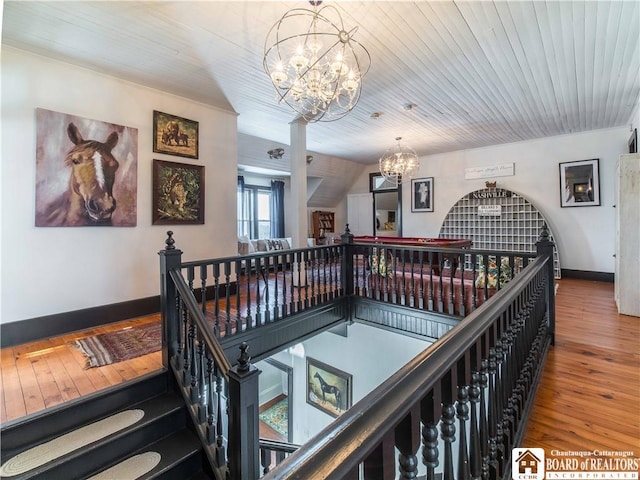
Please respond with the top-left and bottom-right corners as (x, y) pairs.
(0, 410), (159, 478)
(0, 373), (212, 480)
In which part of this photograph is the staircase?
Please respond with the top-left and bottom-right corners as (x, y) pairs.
(0, 370), (215, 479)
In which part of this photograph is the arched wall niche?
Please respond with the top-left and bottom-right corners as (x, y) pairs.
(439, 187), (560, 278)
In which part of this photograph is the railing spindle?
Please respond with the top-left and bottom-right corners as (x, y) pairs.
(469, 372), (482, 480)
(440, 403), (456, 480)
(457, 386), (471, 480)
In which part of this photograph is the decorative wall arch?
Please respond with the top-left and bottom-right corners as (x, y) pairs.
(439, 187), (560, 278)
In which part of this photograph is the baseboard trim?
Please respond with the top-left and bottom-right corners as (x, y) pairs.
(0, 296), (161, 348)
(1, 283), (237, 348)
(561, 269), (614, 283)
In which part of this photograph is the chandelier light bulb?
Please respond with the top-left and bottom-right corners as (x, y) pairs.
(264, 1), (371, 122)
(270, 62), (288, 85)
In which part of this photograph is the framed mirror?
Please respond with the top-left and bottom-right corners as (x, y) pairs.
(369, 173), (402, 236)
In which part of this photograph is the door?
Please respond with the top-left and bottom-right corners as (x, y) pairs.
(347, 193), (373, 236)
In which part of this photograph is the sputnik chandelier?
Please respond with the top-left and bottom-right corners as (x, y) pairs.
(379, 137), (420, 186)
(263, 0), (370, 122)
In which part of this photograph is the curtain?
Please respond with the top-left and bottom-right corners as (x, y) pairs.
(237, 175), (245, 237)
(270, 180), (285, 238)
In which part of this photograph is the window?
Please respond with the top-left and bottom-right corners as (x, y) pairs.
(237, 184), (271, 239)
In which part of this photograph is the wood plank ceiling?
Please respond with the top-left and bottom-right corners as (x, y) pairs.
(2, 0), (639, 167)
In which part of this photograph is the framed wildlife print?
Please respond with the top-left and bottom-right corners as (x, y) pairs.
(306, 357), (352, 418)
(153, 110), (199, 159)
(559, 159), (600, 207)
(411, 177), (434, 212)
(152, 159), (204, 225)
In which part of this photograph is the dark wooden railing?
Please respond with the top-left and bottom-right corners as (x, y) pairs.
(159, 226), (555, 480)
(179, 243), (344, 335)
(262, 251), (554, 479)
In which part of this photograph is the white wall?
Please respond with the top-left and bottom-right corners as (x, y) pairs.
(342, 127), (630, 273)
(267, 323), (430, 445)
(1, 47), (239, 324)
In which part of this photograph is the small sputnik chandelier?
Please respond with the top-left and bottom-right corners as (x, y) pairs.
(379, 137), (420, 186)
(263, 0), (371, 122)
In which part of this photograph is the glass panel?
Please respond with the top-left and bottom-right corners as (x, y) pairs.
(256, 190), (271, 239)
(370, 173), (397, 192)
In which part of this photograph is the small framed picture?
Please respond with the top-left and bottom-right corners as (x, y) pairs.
(152, 159), (204, 224)
(559, 159), (600, 207)
(411, 177), (434, 212)
(306, 357), (352, 418)
(629, 128), (637, 154)
(153, 111), (199, 159)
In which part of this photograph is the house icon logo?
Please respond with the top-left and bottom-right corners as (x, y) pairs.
(512, 448), (545, 480)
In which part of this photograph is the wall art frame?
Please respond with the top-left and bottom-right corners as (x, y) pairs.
(152, 159), (204, 225)
(153, 110), (199, 159)
(411, 177), (434, 212)
(629, 128), (637, 154)
(35, 108), (138, 227)
(306, 357), (352, 418)
(559, 158), (600, 208)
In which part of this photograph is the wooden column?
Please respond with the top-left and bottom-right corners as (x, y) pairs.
(536, 224), (556, 345)
(158, 231), (182, 368)
(227, 343), (260, 480)
(289, 118), (308, 249)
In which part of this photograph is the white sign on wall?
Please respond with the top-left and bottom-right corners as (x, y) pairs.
(465, 163), (515, 180)
(478, 205), (502, 217)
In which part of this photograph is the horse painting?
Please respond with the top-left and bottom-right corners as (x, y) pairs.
(35, 109), (137, 227)
(314, 372), (342, 410)
(307, 359), (352, 417)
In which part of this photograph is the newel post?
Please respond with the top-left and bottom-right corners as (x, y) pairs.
(159, 231), (183, 368)
(535, 224), (556, 345)
(227, 342), (260, 480)
(341, 224), (355, 297)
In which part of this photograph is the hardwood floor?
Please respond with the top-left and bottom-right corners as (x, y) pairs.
(522, 279), (640, 455)
(0, 315), (163, 423)
(2, 279), (638, 460)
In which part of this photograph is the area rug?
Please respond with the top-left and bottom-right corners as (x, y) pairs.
(259, 398), (288, 438)
(74, 323), (161, 368)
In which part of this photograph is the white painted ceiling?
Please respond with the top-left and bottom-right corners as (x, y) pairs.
(2, 0), (639, 166)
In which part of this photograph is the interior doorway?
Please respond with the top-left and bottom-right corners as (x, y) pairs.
(258, 358), (293, 442)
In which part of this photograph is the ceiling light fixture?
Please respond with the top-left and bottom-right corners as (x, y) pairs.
(268, 148), (285, 159)
(379, 137), (420, 186)
(263, 0), (371, 122)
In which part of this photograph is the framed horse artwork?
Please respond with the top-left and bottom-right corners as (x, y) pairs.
(306, 357), (352, 418)
(35, 108), (138, 227)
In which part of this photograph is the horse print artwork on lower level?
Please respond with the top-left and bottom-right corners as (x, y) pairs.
(307, 357), (352, 418)
(35, 108), (138, 227)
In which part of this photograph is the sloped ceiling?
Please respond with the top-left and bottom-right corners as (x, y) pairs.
(3, 1), (639, 206)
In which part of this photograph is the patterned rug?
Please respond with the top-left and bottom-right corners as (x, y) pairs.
(259, 398), (288, 438)
(74, 323), (161, 368)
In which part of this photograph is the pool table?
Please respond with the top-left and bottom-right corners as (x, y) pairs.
(353, 236), (472, 274)
(353, 236), (472, 249)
